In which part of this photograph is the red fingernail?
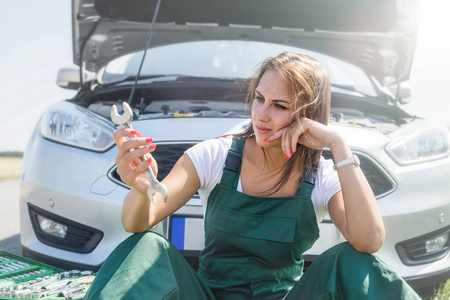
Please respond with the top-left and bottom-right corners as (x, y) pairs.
(291, 150), (294, 155)
(151, 144), (156, 150)
(145, 138), (154, 143)
(264, 138), (269, 142)
(146, 157), (152, 163)
(130, 130), (137, 135)
(284, 153), (289, 160)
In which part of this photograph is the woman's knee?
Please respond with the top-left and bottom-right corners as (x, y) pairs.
(316, 242), (378, 274)
(324, 242), (372, 260)
(109, 231), (172, 259)
(125, 230), (171, 249)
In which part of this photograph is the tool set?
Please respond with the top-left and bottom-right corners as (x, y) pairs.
(0, 251), (95, 299)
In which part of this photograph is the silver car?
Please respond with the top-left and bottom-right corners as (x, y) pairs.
(20, 0), (450, 296)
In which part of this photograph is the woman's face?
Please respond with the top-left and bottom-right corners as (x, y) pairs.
(251, 69), (295, 148)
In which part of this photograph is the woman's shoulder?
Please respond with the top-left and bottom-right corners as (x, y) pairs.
(195, 136), (232, 151)
(186, 136), (233, 158)
(314, 156), (341, 196)
(185, 136), (234, 188)
(317, 156), (334, 175)
(311, 156), (341, 221)
(314, 156), (340, 189)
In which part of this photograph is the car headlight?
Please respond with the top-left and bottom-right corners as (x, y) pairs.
(40, 102), (115, 152)
(386, 120), (450, 165)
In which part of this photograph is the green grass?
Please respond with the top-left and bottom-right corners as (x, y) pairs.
(430, 280), (450, 300)
(0, 151), (23, 157)
(0, 157), (22, 181)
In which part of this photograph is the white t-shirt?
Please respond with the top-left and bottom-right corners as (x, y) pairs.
(185, 136), (341, 222)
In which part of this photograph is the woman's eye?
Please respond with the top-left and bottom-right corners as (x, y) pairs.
(275, 104), (288, 110)
(255, 96), (264, 102)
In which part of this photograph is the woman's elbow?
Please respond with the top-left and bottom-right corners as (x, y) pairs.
(352, 228), (385, 254)
(122, 222), (137, 233)
(122, 225), (148, 234)
(121, 217), (147, 234)
(354, 240), (383, 254)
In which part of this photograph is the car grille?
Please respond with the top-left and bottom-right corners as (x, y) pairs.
(396, 226), (450, 266)
(28, 203), (103, 254)
(109, 143), (396, 199)
(153, 143), (199, 180)
(108, 142), (197, 186)
(322, 149), (396, 199)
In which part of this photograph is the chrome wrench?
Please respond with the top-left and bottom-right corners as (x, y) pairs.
(111, 102), (168, 203)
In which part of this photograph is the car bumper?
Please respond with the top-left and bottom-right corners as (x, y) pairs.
(405, 266), (450, 291)
(21, 246), (103, 272)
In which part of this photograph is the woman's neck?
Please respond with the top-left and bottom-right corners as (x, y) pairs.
(240, 136), (302, 197)
(244, 137), (289, 173)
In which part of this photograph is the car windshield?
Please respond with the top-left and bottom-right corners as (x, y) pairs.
(101, 40), (376, 97)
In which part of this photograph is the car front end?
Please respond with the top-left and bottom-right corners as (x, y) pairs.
(20, 0), (450, 296)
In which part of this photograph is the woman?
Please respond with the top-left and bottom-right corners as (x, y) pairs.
(85, 52), (420, 299)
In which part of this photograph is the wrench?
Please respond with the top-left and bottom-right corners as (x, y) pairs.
(111, 102), (168, 203)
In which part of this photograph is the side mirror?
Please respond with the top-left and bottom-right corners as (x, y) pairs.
(56, 68), (80, 90)
(387, 81), (412, 105)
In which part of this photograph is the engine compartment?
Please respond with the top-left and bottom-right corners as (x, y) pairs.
(73, 80), (415, 135)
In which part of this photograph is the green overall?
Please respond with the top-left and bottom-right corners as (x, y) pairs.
(198, 137), (320, 299)
(84, 137), (421, 299)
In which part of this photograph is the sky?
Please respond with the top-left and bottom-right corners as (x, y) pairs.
(0, 0), (76, 152)
(0, 0), (449, 152)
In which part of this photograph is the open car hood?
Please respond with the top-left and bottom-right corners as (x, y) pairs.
(73, 0), (419, 85)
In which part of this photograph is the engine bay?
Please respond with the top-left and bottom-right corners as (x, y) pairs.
(75, 81), (415, 135)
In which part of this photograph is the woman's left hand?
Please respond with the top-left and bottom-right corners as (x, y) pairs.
(266, 117), (336, 158)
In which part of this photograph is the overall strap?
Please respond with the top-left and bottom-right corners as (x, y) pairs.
(295, 165), (318, 197)
(221, 137), (245, 188)
(302, 166), (317, 185)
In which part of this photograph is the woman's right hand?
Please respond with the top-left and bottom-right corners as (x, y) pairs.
(113, 128), (157, 197)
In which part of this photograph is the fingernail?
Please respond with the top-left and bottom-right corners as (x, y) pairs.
(151, 144), (156, 150)
(145, 138), (154, 143)
(291, 150), (294, 155)
(146, 157), (152, 163)
(130, 130), (138, 135)
(284, 153), (289, 160)
(264, 138), (269, 142)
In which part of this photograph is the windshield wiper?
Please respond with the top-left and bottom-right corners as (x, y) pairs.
(101, 74), (173, 86)
(102, 74), (242, 86)
(330, 83), (359, 92)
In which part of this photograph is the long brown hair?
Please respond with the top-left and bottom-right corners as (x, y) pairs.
(238, 52), (331, 195)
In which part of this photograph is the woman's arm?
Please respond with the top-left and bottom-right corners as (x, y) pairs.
(268, 118), (385, 253)
(326, 135), (385, 253)
(121, 154), (201, 232)
(113, 128), (201, 233)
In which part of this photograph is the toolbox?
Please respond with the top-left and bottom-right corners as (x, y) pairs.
(0, 251), (96, 299)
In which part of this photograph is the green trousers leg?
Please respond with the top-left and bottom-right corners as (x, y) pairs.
(84, 231), (215, 300)
(285, 242), (421, 300)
